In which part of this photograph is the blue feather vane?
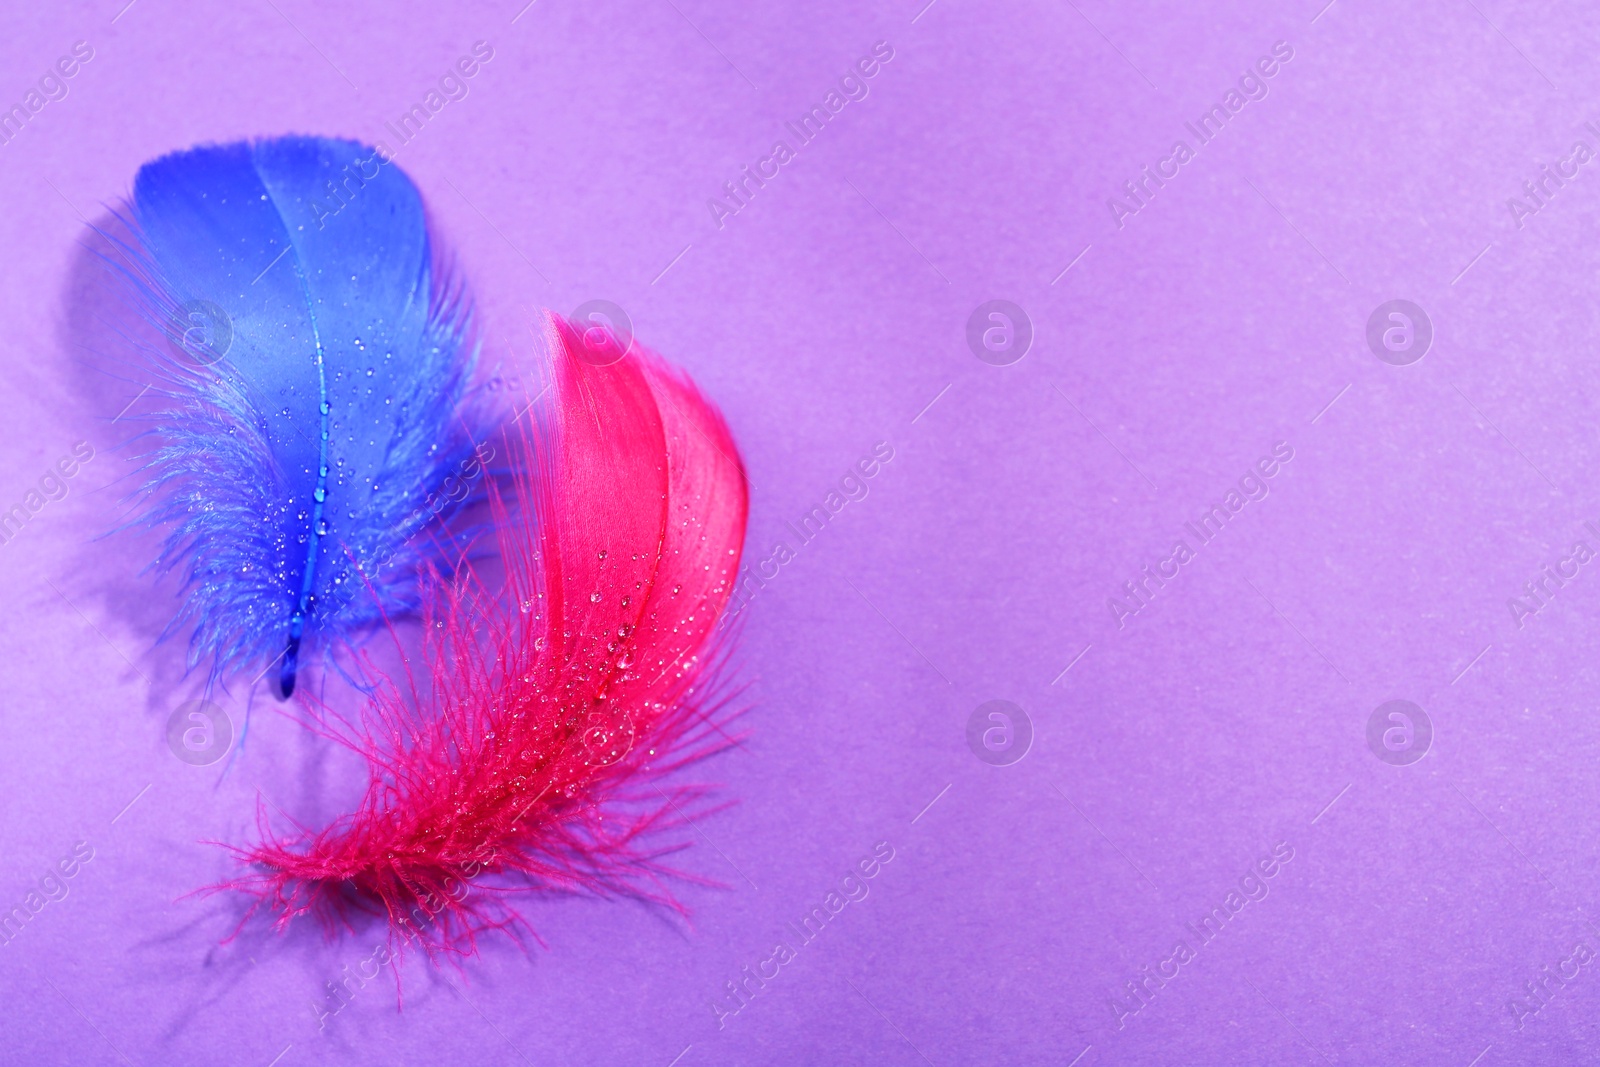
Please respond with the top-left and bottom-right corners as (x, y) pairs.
(121, 136), (475, 695)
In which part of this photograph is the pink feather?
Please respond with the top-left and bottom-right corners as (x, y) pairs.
(227, 312), (749, 959)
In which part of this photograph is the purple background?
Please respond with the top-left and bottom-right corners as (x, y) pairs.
(4, 0), (1600, 1063)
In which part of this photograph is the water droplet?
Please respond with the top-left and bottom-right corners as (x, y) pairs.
(590, 592), (602, 603)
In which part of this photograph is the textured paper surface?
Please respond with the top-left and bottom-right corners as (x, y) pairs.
(2, 1), (1599, 1064)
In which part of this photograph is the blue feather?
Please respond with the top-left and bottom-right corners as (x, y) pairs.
(117, 135), (478, 696)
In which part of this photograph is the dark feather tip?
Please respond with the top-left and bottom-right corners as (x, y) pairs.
(278, 637), (300, 700)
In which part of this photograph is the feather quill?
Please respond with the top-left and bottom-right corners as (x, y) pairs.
(229, 313), (749, 955)
(115, 136), (477, 694)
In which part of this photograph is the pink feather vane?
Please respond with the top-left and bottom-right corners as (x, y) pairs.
(227, 314), (749, 957)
